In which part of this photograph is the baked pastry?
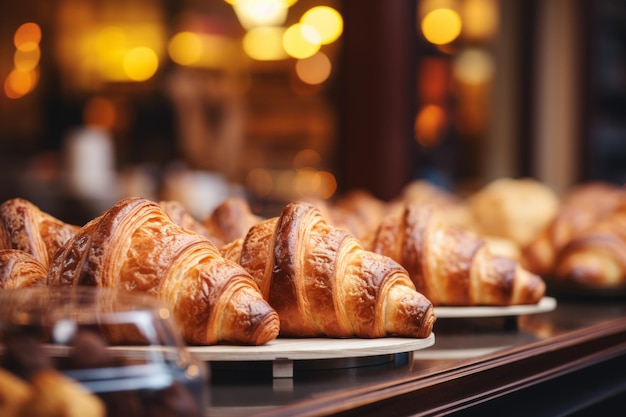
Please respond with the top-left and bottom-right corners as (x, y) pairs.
(0, 249), (47, 289)
(522, 182), (626, 277)
(222, 201), (435, 339)
(202, 196), (263, 245)
(398, 180), (473, 230)
(159, 199), (224, 246)
(0, 198), (80, 268)
(467, 177), (560, 248)
(372, 202), (546, 306)
(553, 205), (626, 287)
(47, 197), (279, 346)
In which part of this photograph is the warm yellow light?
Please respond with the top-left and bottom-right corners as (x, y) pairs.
(283, 23), (321, 59)
(243, 26), (287, 61)
(421, 8), (462, 45)
(300, 6), (343, 45)
(14, 22), (41, 51)
(462, 0), (499, 41)
(123, 47), (159, 81)
(315, 171), (337, 199)
(4, 68), (37, 99)
(14, 46), (40, 71)
(414, 104), (447, 147)
(295, 52), (331, 85)
(169, 32), (203, 65)
(453, 48), (495, 85)
(232, 0), (289, 30)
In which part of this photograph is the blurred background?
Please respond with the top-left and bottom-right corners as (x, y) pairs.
(0, 0), (624, 224)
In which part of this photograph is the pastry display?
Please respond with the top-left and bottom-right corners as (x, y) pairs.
(222, 201), (436, 338)
(46, 197), (280, 346)
(372, 202), (546, 306)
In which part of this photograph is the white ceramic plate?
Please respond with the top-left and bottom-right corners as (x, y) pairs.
(113, 334), (435, 362)
(434, 296), (557, 318)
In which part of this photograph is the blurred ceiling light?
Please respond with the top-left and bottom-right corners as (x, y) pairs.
(169, 31), (245, 68)
(421, 8), (462, 45)
(314, 171), (337, 199)
(452, 48), (495, 85)
(283, 23), (321, 59)
(229, 0), (291, 30)
(14, 47), (41, 71)
(243, 26), (287, 60)
(4, 68), (38, 99)
(461, 0), (499, 41)
(295, 51), (331, 85)
(414, 104), (447, 147)
(123, 47), (159, 81)
(169, 32), (203, 65)
(300, 6), (343, 45)
(14, 22), (41, 51)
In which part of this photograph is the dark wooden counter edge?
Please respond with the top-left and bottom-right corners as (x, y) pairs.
(252, 317), (626, 417)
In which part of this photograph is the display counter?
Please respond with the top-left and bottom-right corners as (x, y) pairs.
(206, 294), (626, 416)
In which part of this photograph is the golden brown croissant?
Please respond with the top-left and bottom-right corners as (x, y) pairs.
(522, 182), (626, 277)
(47, 197), (279, 346)
(466, 177), (560, 248)
(372, 203), (546, 306)
(553, 205), (626, 287)
(223, 201), (435, 339)
(159, 199), (225, 246)
(202, 196), (263, 245)
(0, 198), (80, 268)
(0, 249), (47, 289)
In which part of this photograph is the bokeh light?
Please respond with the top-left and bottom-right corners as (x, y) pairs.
(453, 48), (495, 85)
(283, 23), (321, 59)
(14, 22), (41, 51)
(300, 6), (343, 45)
(243, 26), (287, 61)
(421, 8), (462, 45)
(123, 46), (159, 81)
(295, 51), (331, 85)
(414, 104), (448, 147)
(168, 32), (203, 66)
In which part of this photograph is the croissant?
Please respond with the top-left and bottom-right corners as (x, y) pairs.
(159, 199), (224, 246)
(522, 182), (626, 277)
(0, 249), (48, 289)
(47, 197), (280, 346)
(0, 198), (80, 268)
(553, 205), (626, 287)
(222, 201), (435, 339)
(372, 202), (546, 306)
(202, 196), (263, 245)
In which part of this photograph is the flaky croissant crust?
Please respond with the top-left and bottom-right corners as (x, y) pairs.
(47, 197), (279, 346)
(229, 201), (435, 339)
(0, 198), (79, 268)
(373, 203), (546, 306)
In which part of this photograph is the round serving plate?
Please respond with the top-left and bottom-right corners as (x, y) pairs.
(114, 334), (435, 362)
(433, 296), (557, 319)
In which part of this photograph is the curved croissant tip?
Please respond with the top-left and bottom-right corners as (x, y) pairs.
(252, 310), (280, 345)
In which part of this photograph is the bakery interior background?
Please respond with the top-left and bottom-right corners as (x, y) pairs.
(0, 0), (624, 224)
